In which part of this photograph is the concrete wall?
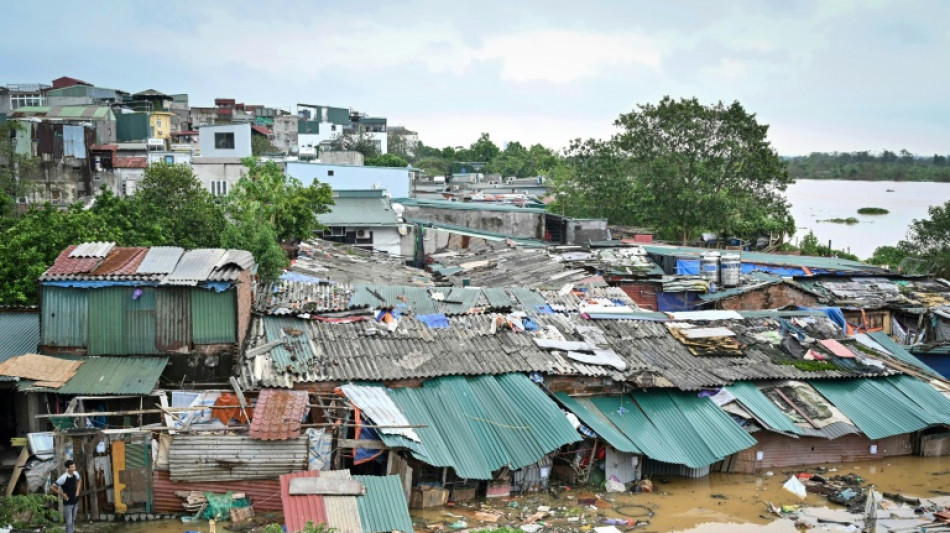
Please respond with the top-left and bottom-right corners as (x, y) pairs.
(566, 219), (610, 244)
(273, 115), (298, 154)
(319, 151), (364, 166)
(710, 284), (820, 311)
(287, 161), (410, 197)
(192, 157), (248, 196)
(198, 124), (252, 158)
(402, 205), (545, 240)
(147, 151), (192, 165)
(116, 168), (146, 196)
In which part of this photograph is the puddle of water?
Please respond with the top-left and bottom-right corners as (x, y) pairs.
(94, 455), (950, 532)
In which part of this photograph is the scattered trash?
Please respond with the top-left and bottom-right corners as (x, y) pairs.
(783, 475), (807, 499)
(520, 524), (543, 533)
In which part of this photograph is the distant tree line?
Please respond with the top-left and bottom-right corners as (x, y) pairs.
(788, 150), (950, 182)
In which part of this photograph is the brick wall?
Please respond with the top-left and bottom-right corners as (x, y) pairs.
(717, 284), (819, 311)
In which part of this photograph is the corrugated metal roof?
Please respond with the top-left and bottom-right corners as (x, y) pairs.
(319, 194), (400, 226)
(810, 378), (937, 440)
(884, 375), (950, 425)
(0, 313), (39, 382)
(374, 374), (579, 480)
(642, 244), (889, 274)
(342, 384), (420, 442)
(250, 389), (309, 440)
(863, 331), (940, 376)
(170, 435), (307, 482)
(726, 381), (802, 435)
(280, 471), (327, 532)
(17, 356), (166, 395)
(320, 470), (362, 533)
(164, 249), (227, 285)
(92, 247), (148, 275)
(40, 288), (87, 348)
(353, 475), (414, 533)
(137, 247), (184, 274)
(68, 242), (115, 258)
(554, 393), (641, 453)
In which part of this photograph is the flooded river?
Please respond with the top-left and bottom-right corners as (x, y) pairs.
(88, 455), (950, 533)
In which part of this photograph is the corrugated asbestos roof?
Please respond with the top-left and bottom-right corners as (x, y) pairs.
(562, 391), (755, 468)
(17, 356), (167, 395)
(367, 374), (580, 480)
(810, 378), (945, 440)
(40, 243), (253, 284)
(321, 470), (362, 533)
(249, 389), (309, 440)
(288, 240), (435, 286)
(429, 247), (593, 289)
(726, 381), (802, 435)
(352, 475), (415, 533)
(0, 313), (40, 382)
(864, 331), (940, 376)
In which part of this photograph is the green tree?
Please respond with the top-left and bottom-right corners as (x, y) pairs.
(365, 153), (409, 168)
(867, 245), (908, 268)
(461, 133), (500, 164)
(327, 130), (380, 158)
(899, 200), (950, 276)
(612, 96), (794, 243)
(549, 139), (639, 224)
(230, 158), (333, 242)
(252, 134), (278, 155)
(136, 163), (227, 249)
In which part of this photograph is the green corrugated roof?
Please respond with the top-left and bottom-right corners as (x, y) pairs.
(407, 218), (549, 247)
(352, 475), (414, 533)
(18, 355), (167, 395)
(642, 244), (886, 273)
(810, 378), (938, 440)
(377, 374), (579, 480)
(882, 375), (950, 427)
(866, 331), (939, 376)
(726, 381), (802, 435)
(0, 313), (39, 382)
(554, 393), (641, 453)
(320, 193), (399, 226)
(584, 391), (755, 468)
(395, 197), (548, 214)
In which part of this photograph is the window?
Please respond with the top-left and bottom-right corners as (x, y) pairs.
(214, 132), (235, 149)
(164, 155), (174, 164)
(211, 180), (228, 196)
(156, 118), (163, 127)
(327, 170), (334, 176)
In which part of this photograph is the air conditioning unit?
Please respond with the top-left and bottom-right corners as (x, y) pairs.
(356, 229), (371, 239)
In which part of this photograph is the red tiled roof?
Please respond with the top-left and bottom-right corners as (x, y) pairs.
(92, 247), (148, 276)
(252, 125), (274, 136)
(280, 471), (327, 532)
(250, 389), (309, 440)
(45, 245), (101, 275)
(114, 157), (147, 169)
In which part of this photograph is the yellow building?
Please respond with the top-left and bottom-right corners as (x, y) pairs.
(149, 111), (174, 141)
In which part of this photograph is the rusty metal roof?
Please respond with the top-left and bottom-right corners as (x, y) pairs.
(153, 470), (283, 513)
(249, 389), (309, 440)
(91, 247), (147, 275)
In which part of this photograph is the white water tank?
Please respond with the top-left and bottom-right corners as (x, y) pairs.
(720, 253), (741, 287)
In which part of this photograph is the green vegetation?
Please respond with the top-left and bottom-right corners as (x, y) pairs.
(551, 97), (795, 243)
(857, 207), (889, 215)
(365, 153), (409, 168)
(867, 245), (909, 268)
(251, 134), (279, 155)
(779, 360), (839, 372)
(0, 161), (333, 304)
(0, 494), (64, 531)
(898, 199), (950, 276)
(820, 217), (860, 225)
(264, 522), (336, 533)
(787, 150), (950, 182)
(797, 231), (860, 261)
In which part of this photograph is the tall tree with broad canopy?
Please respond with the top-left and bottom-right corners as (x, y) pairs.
(899, 200), (950, 276)
(613, 97), (794, 243)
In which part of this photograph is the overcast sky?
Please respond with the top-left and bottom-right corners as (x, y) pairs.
(5, 0), (947, 155)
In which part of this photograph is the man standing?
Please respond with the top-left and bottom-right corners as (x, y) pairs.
(51, 459), (81, 533)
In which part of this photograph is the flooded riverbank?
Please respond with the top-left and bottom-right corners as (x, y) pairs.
(76, 455), (950, 533)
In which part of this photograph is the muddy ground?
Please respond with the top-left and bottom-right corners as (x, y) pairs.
(66, 455), (950, 533)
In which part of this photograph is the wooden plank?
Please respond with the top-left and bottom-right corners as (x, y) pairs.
(288, 477), (365, 496)
(4, 447), (29, 497)
(336, 439), (388, 450)
(774, 388), (821, 429)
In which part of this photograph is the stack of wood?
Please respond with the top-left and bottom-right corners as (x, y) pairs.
(174, 491), (247, 513)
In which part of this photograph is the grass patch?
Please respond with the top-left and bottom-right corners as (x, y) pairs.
(819, 217), (860, 225)
(778, 360), (839, 372)
(857, 207), (889, 215)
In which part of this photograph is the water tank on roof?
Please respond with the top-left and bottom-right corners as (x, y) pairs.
(701, 251), (721, 284)
(720, 253), (741, 288)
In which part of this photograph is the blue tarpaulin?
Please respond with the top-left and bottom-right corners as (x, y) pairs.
(416, 313), (450, 329)
(657, 291), (700, 312)
(816, 307), (848, 333)
(198, 281), (232, 293)
(676, 258), (816, 277)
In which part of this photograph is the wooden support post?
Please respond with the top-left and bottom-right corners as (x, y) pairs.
(4, 446), (29, 497)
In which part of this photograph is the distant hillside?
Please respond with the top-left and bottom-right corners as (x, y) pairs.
(786, 151), (950, 182)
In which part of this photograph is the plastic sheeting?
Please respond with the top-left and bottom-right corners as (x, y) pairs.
(657, 291), (700, 312)
(676, 258), (835, 278)
(63, 125), (86, 159)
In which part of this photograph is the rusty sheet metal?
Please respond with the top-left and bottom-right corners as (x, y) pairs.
(153, 470), (282, 513)
(280, 471), (327, 532)
(43, 245), (100, 276)
(249, 389), (309, 440)
(91, 247), (147, 275)
(169, 435), (307, 482)
(156, 287), (191, 351)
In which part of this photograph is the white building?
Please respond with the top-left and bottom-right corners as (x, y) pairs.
(198, 123), (252, 158)
(296, 103), (388, 156)
(192, 158), (248, 197)
(286, 161), (416, 198)
(318, 189), (405, 255)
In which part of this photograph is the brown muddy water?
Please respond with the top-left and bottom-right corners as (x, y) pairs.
(78, 455), (950, 533)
